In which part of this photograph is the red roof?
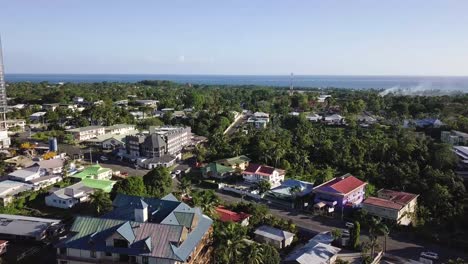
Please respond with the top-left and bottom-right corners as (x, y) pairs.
(215, 207), (251, 223)
(363, 197), (403, 210)
(377, 189), (418, 204)
(243, 163), (283, 177)
(320, 175), (366, 194)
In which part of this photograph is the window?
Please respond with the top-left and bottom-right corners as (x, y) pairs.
(90, 250), (96, 258)
(105, 252), (112, 256)
(142, 256), (149, 264)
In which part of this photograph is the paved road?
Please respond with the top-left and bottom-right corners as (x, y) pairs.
(214, 190), (468, 262)
(224, 113), (247, 136)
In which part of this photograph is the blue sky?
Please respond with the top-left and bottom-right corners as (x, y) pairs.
(1, 0), (467, 75)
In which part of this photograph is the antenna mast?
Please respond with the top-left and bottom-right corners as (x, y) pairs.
(289, 72), (294, 95)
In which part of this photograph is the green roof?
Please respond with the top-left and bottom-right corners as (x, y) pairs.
(72, 165), (112, 180)
(202, 163), (234, 175)
(217, 155), (251, 166)
(81, 178), (116, 192)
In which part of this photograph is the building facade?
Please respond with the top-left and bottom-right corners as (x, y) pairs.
(363, 189), (419, 226)
(313, 174), (366, 210)
(66, 126), (106, 142)
(242, 163), (285, 188)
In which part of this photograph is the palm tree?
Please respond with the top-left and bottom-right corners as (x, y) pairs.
(367, 216), (389, 257)
(245, 242), (264, 264)
(215, 223), (247, 264)
(192, 190), (219, 217)
(178, 178), (192, 197)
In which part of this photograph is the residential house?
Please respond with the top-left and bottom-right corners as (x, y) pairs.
(135, 99), (158, 107)
(0, 214), (61, 241)
(201, 163), (235, 179)
(113, 100), (129, 107)
(34, 158), (65, 174)
(357, 112), (378, 125)
(242, 163), (285, 188)
(363, 189), (419, 226)
(73, 97), (85, 104)
(66, 126), (106, 141)
(406, 118), (444, 128)
(45, 182), (94, 209)
(105, 124), (136, 135)
(265, 179), (314, 209)
(56, 193), (213, 264)
(5, 119), (26, 132)
(129, 111), (147, 120)
(306, 113), (322, 122)
(441, 130), (468, 145)
(284, 231), (341, 264)
(215, 206), (251, 226)
(8, 164), (62, 189)
(71, 165), (115, 192)
(453, 146), (468, 180)
(0, 180), (33, 206)
(0, 131), (9, 148)
(85, 134), (129, 150)
(29, 111), (46, 122)
(216, 155), (251, 170)
(324, 114), (344, 125)
(247, 112), (270, 129)
(313, 174), (366, 212)
(253, 225), (295, 249)
(137, 155), (177, 169)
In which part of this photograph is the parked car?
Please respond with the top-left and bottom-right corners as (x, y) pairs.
(100, 156), (108, 161)
(345, 222), (354, 229)
(420, 251), (439, 260)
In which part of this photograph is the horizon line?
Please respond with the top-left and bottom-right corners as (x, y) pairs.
(5, 73), (468, 78)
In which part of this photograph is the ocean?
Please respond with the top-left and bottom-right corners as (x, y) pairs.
(5, 74), (468, 91)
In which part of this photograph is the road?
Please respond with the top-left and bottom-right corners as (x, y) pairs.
(224, 113), (247, 135)
(214, 190), (468, 262)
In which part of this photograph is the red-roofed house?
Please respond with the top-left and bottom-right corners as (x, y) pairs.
(363, 189), (419, 225)
(313, 174), (367, 211)
(242, 164), (285, 188)
(215, 207), (251, 226)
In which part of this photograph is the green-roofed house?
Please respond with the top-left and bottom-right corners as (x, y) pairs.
(71, 164), (116, 192)
(201, 163), (235, 179)
(216, 155), (251, 170)
(72, 164), (112, 181)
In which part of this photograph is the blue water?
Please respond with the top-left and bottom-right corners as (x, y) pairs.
(5, 74), (468, 90)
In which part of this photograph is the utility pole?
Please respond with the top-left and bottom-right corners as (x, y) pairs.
(89, 147), (92, 163)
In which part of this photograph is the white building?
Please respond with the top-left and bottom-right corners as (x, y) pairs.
(317, 95), (331, 103)
(30, 111), (47, 122)
(441, 130), (468, 145)
(242, 163), (285, 188)
(45, 182), (94, 209)
(135, 99), (158, 107)
(254, 225), (294, 249)
(247, 112), (270, 129)
(306, 113), (322, 122)
(324, 114), (344, 125)
(105, 124), (136, 135)
(0, 130), (10, 148)
(137, 155), (177, 169)
(0, 180), (33, 206)
(66, 126), (106, 141)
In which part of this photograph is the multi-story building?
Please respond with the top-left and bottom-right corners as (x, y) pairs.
(313, 174), (366, 211)
(362, 189), (419, 226)
(0, 38), (10, 148)
(66, 126), (106, 141)
(105, 124), (136, 135)
(56, 193), (213, 264)
(125, 126), (191, 159)
(247, 112), (270, 129)
(5, 119), (26, 132)
(242, 163), (285, 188)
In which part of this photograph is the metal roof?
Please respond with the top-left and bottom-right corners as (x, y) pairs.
(254, 225), (294, 242)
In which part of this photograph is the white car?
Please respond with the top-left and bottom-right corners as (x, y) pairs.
(420, 251), (439, 260)
(100, 156), (108, 161)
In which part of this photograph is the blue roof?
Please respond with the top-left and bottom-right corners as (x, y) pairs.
(268, 179), (314, 197)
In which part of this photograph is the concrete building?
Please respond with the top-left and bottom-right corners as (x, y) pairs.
(247, 112), (270, 129)
(29, 111), (47, 122)
(313, 174), (366, 212)
(242, 163), (285, 188)
(66, 126), (106, 141)
(105, 124), (136, 135)
(363, 189), (419, 226)
(135, 99), (158, 107)
(5, 119), (26, 132)
(284, 231), (340, 264)
(125, 126), (191, 159)
(254, 225), (294, 249)
(137, 155), (177, 169)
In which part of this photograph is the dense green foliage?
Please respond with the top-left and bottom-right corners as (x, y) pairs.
(143, 167), (172, 198)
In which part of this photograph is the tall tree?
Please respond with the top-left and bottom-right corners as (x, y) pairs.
(89, 190), (113, 215)
(143, 167), (173, 198)
(111, 177), (146, 198)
